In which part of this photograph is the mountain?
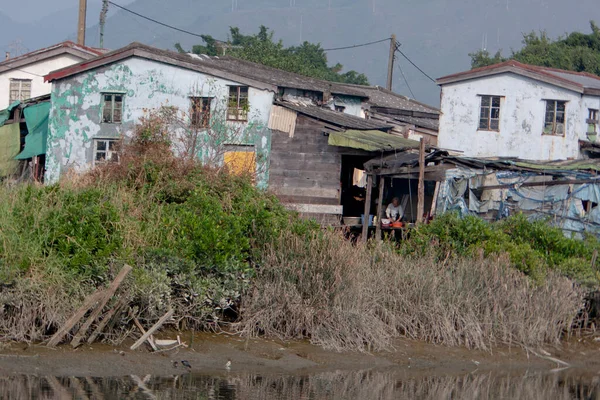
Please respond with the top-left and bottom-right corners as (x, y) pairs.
(4, 0), (600, 106)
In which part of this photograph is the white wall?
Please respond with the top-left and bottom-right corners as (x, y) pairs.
(438, 73), (596, 160)
(0, 54), (84, 109)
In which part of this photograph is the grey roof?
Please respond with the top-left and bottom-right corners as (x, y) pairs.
(336, 84), (440, 114)
(392, 115), (439, 131)
(46, 42), (368, 97)
(542, 70), (600, 90)
(276, 101), (392, 130)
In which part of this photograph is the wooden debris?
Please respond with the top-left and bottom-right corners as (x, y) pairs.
(129, 310), (157, 351)
(47, 290), (105, 347)
(86, 299), (126, 345)
(71, 265), (132, 348)
(130, 309), (174, 351)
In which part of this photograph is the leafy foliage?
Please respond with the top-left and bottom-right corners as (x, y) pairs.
(469, 21), (600, 75)
(175, 26), (369, 85)
(401, 213), (600, 287)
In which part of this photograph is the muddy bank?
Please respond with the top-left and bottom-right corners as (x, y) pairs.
(1, 334), (599, 377)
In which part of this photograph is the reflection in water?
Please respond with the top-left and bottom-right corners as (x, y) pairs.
(0, 370), (599, 399)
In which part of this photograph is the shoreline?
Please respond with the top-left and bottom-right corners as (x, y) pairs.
(1, 334), (599, 378)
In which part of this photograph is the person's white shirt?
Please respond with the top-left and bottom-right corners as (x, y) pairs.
(386, 203), (404, 221)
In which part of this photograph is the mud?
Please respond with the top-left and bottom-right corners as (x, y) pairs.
(0, 333), (599, 378)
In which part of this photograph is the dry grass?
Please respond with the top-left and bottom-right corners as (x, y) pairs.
(236, 231), (584, 352)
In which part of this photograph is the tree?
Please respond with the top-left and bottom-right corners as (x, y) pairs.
(175, 26), (369, 85)
(469, 21), (600, 75)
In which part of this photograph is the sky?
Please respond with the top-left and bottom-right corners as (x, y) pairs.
(0, 0), (599, 106)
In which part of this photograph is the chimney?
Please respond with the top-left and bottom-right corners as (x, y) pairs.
(5, 52), (9, 60)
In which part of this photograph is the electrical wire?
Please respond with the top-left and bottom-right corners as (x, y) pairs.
(396, 62), (416, 99)
(107, 1), (226, 41)
(397, 48), (436, 83)
(323, 38), (391, 51)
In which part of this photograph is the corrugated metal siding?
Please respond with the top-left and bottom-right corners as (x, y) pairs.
(268, 105), (297, 137)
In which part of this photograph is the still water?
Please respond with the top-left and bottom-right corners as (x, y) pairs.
(1, 369), (599, 399)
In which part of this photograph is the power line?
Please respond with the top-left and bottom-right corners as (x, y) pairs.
(397, 48), (436, 83)
(397, 63), (416, 99)
(323, 38), (390, 51)
(107, 1), (222, 40)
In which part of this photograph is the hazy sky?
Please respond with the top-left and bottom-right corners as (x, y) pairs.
(0, 0), (135, 22)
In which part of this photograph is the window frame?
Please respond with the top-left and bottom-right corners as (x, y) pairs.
(587, 108), (599, 135)
(477, 95), (502, 132)
(543, 100), (567, 136)
(93, 138), (120, 166)
(9, 78), (32, 103)
(101, 92), (125, 124)
(190, 96), (213, 129)
(227, 86), (249, 122)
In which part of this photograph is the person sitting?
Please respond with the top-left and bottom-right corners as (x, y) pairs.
(386, 197), (404, 222)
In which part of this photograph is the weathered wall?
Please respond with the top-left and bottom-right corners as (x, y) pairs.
(269, 114), (343, 210)
(45, 57), (274, 187)
(0, 54), (84, 110)
(438, 73), (594, 160)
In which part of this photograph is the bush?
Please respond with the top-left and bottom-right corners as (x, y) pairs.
(401, 213), (600, 287)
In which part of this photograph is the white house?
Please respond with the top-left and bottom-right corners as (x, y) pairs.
(436, 60), (600, 161)
(0, 41), (103, 110)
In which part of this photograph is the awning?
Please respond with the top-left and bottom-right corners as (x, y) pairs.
(15, 102), (50, 160)
(0, 101), (21, 127)
(0, 123), (21, 177)
(328, 129), (420, 152)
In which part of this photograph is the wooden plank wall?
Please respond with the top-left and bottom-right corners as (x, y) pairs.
(269, 114), (343, 206)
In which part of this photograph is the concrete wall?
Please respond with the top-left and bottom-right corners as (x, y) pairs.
(45, 57), (274, 187)
(0, 54), (84, 109)
(438, 73), (598, 160)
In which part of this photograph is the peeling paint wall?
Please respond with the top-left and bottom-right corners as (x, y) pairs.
(45, 57), (274, 188)
(438, 73), (596, 160)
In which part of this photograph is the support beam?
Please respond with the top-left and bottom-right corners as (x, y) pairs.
(417, 138), (425, 224)
(361, 174), (373, 243)
(375, 175), (385, 241)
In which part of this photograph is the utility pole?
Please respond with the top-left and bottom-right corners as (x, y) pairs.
(99, 0), (109, 49)
(386, 34), (397, 91)
(78, 0), (88, 46)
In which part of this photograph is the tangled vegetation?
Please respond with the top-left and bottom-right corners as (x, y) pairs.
(0, 120), (592, 349)
(400, 213), (600, 288)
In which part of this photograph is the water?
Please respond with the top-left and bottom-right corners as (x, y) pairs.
(1, 369), (599, 399)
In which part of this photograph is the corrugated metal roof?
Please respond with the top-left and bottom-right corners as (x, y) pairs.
(336, 84), (440, 114)
(329, 130), (420, 152)
(275, 101), (391, 130)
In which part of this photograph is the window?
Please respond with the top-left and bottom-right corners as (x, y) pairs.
(335, 105), (346, 113)
(478, 95), (501, 131)
(543, 100), (566, 135)
(227, 86), (249, 121)
(94, 139), (120, 164)
(9, 79), (31, 103)
(223, 146), (255, 176)
(588, 108), (599, 135)
(190, 97), (212, 128)
(102, 93), (124, 123)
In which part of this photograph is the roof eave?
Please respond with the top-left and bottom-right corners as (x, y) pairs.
(437, 66), (584, 94)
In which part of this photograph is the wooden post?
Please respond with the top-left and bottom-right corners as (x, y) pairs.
(47, 290), (105, 347)
(78, 0), (87, 46)
(430, 182), (441, 217)
(375, 175), (385, 241)
(361, 174), (373, 243)
(386, 34), (397, 91)
(130, 309), (174, 351)
(71, 265), (132, 348)
(416, 138), (425, 224)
